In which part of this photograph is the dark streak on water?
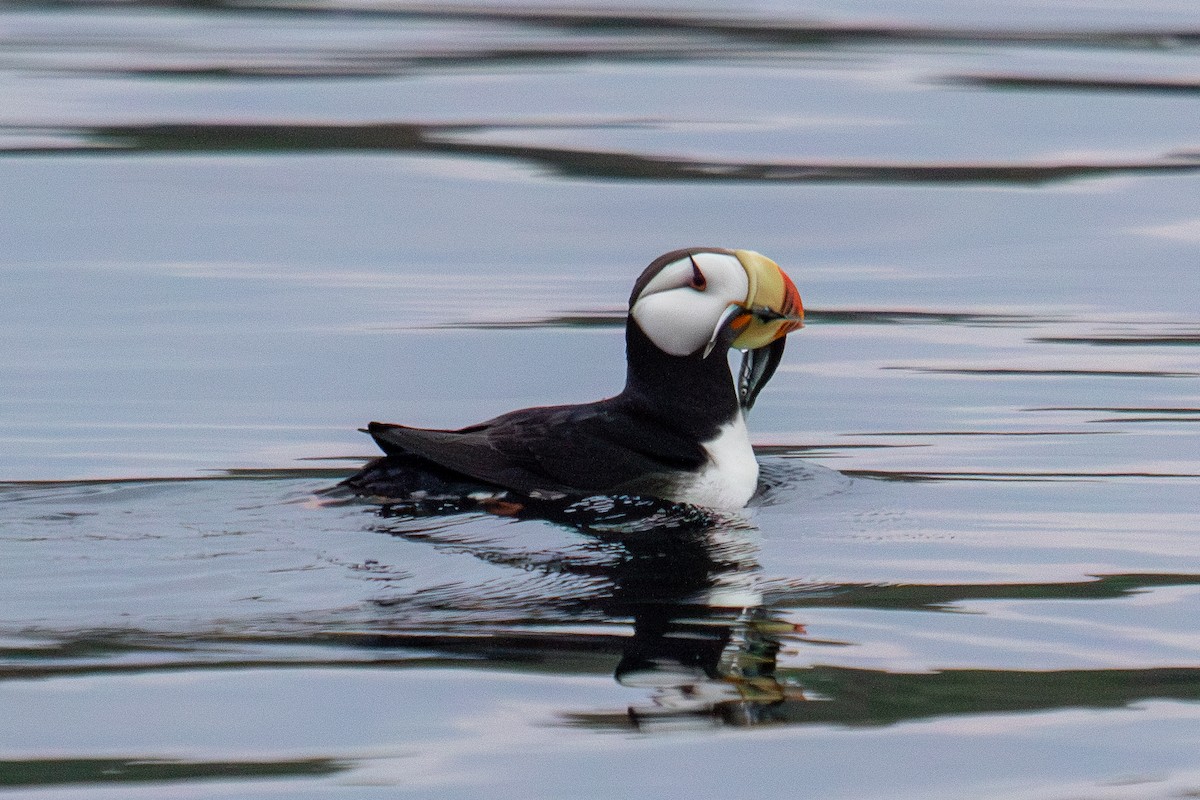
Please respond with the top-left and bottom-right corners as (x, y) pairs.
(0, 757), (350, 789)
(886, 366), (1200, 378)
(1031, 407), (1200, 413)
(1034, 334), (1200, 346)
(843, 469), (1200, 482)
(8, 121), (1199, 186)
(949, 74), (1200, 94)
(8, 0), (1200, 42)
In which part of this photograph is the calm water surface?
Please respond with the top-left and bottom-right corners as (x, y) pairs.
(2, 1), (1199, 797)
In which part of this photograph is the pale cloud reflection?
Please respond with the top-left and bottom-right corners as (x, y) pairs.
(1131, 217), (1200, 242)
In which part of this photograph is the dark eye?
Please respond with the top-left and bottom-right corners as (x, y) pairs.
(688, 257), (707, 290)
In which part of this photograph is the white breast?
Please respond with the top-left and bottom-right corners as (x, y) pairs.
(672, 414), (760, 510)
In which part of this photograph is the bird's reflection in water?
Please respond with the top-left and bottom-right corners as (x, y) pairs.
(370, 494), (807, 729)
(598, 520), (804, 729)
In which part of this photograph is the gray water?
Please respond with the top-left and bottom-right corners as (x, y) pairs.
(2, 2), (1200, 797)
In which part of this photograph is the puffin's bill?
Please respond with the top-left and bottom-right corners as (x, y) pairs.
(730, 250), (804, 351)
(702, 251), (804, 360)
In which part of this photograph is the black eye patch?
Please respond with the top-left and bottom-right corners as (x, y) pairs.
(688, 256), (707, 290)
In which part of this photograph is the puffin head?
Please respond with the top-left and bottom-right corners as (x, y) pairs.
(628, 248), (804, 411)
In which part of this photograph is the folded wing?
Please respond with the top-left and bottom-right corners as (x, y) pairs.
(367, 400), (706, 500)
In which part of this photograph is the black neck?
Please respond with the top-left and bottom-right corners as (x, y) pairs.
(616, 318), (741, 441)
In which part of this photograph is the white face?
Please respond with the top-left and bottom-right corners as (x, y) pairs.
(630, 252), (750, 357)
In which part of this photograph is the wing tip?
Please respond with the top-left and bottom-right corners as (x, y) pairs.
(364, 421), (410, 455)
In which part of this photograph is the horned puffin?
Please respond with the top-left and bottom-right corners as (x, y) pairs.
(340, 248), (803, 510)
